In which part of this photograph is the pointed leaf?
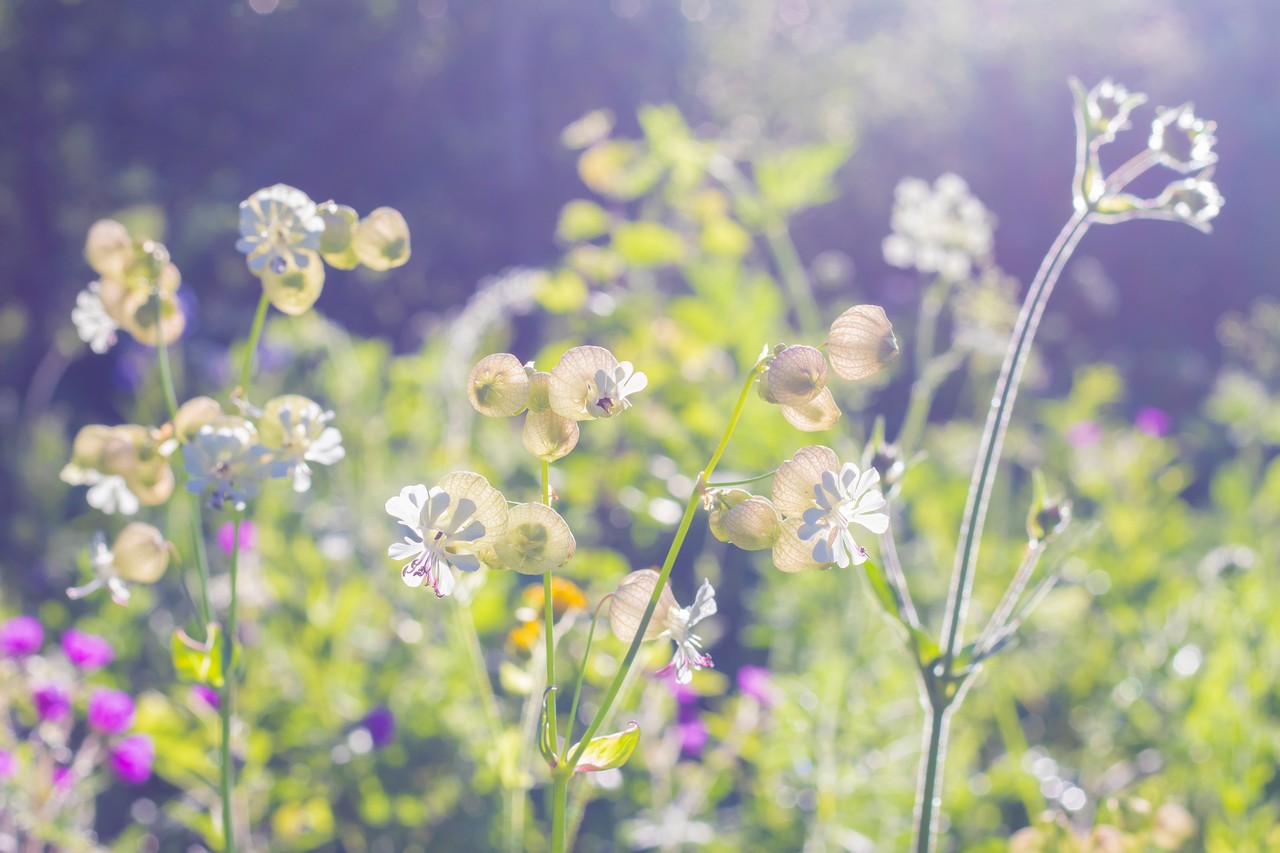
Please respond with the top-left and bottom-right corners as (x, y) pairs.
(171, 624), (234, 688)
(569, 722), (641, 773)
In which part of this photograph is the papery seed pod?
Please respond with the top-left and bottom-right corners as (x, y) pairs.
(706, 488), (752, 543)
(827, 305), (899, 381)
(85, 219), (136, 280)
(779, 387), (841, 432)
(101, 425), (151, 478)
(771, 445), (839, 518)
(526, 371), (553, 413)
(62, 425), (115, 482)
(172, 397), (224, 444)
(317, 202), (361, 270)
(497, 503), (576, 575)
(763, 345), (828, 406)
(609, 569), (677, 643)
(469, 354), (531, 418)
(772, 518), (829, 573)
(115, 282), (186, 347)
(261, 250), (325, 316)
(123, 456), (175, 507)
(523, 409), (580, 462)
(352, 207), (411, 271)
(111, 522), (171, 583)
(435, 472), (510, 548)
(723, 497), (780, 551)
(548, 345), (619, 421)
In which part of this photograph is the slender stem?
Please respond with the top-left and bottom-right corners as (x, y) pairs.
(939, 211), (1090, 669)
(540, 461), (558, 752)
(896, 280), (950, 456)
(704, 468), (778, 488)
(1104, 148), (1160, 195)
(974, 541), (1048, 655)
(154, 320), (180, 423)
(763, 219), (823, 338)
(550, 774), (569, 853)
(238, 292), (270, 394)
(220, 510), (242, 853)
(567, 356), (767, 769)
(913, 703), (951, 853)
(560, 599), (608, 764)
(877, 516), (920, 630)
(452, 594), (503, 742)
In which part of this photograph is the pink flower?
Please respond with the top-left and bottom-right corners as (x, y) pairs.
(0, 750), (14, 779)
(1066, 421), (1102, 448)
(53, 766), (74, 790)
(110, 735), (154, 785)
(216, 519), (258, 556)
(62, 629), (115, 670)
(33, 685), (71, 722)
(88, 688), (135, 734)
(1135, 406), (1171, 437)
(0, 616), (43, 658)
(736, 665), (778, 708)
(191, 685), (220, 710)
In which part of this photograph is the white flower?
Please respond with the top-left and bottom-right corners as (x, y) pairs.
(658, 579), (717, 684)
(548, 346), (647, 420)
(183, 421), (284, 511)
(260, 395), (345, 492)
(86, 475), (140, 516)
(588, 362), (647, 418)
(235, 184), (324, 275)
(386, 485), (486, 598)
(1149, 103), (1217, 173)
(67, 533), (132, 606)
(798, 462), (889, 567)
(71, 282), (119, 354)
(882, 174), (994, 280)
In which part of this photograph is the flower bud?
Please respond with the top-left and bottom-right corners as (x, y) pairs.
(1154, 175), (1223, 234)
(609, 569), (677, 643)
(84, 219), (136, 280)
(352, 207), (411, 271)
(523, 408), (580, 462)
(705, 488), (751, 543)
(722, 496), (780, 551)
(317, 202), (361, 270)
(1026, 470), (1071, 544)
(262, 249), (326, 315)
(495, 502), (576, 575)
(172, 397), (224, 444)
(826, 305), (899, 381)
(468, 353), (531, 417)
(111, 522), (171, 584)
(761, 345), (827, 406)
(779, 387), (841, 432)
(1071, 77), (1146, 146)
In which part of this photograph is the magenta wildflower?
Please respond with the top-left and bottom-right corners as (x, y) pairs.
(0, 749), (14, 778)
(360, 706), (397, 749)
(677, 718), (708, 758)
(216, 519), (258, 556)
(53, 766), (74, 790)
(0, 616), (44, 658)
(62, 629), (115, 670)
(1135, 406), (1171, 437)
(110, 734), (154, 785)
(736, 665), (778, 708)
(191, 685), (220, 710)
(1065, 421), (1102, 448)
(88, 688), (135, 735)
(33, 685), (72, 722)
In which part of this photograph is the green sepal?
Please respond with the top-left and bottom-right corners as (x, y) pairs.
(567, 721), (641, 773)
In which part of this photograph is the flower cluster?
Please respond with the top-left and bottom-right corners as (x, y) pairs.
(235, 184), (411, 315)
(608, 569), (719, 684)
(0, 615), (156, 838)
(71, 219), (187, 354)
(755, 304), (898, 431)
(707, 445), (889, 571)
(881, 174), (995, 281)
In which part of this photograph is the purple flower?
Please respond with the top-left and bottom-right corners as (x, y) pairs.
(1065, 421), (1102, 448)
(62, 629), (115, 670)
(1135, 406), (1171, 438)
(33, 685), (71, 722)
(0, 749), (14, 778)
(216, 519), (258, 556)
(191, 685), (220, 710)
(360, 706), (396, 749)
(0, 616), (44, 658)
(88, 688), (135, 734)
(110, 735), (154, 785)
(52, 766), (74, 790)
(737, 665), (777, 708)
(677, 718), (708, 758)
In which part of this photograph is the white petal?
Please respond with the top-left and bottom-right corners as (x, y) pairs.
(385, 484), (429, 530)
(855, 511), (890, 535)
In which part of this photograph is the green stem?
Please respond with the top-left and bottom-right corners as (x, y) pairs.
(896, 279), (949, 456)
(220, 510), (242, 853)
(566, 355), (767, 770)
(560, 600), (607, 765)
(550, 774), (568, 853)
(763, 219), (823, 338)
(452, 594), (503, 742)
(238, 292), (270, 394)
(704, 468), (778, 488)
(154, 324), (180, 423)
(913, 702), (950, 853)
(540, 460), (558, 753)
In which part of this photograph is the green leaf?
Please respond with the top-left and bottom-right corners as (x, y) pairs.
(861, 559), (901, 623)
(909, 626), (941, 666)
(171, 624), (233, 688)
(611, 221), (685, 267)
(755, 143), (851, 215)
(700, 217), (752, 257)
(568, 721), (640, 772)
(534, 268), (589, 314)
(555, 199), (611, 243)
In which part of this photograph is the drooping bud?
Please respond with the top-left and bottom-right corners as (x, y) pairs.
(111, 522), (171, 584)
(84, 219), (136, 280)
(826, 305), (899, 381)
(496, 502), (576, 575)
(468, 353), (532, 418)
(261, 249), (326, 315)
(722, 496), (780, 551)
(172, 397), (224, 445)
(609, 569), (677, 643)
(761, 344), (827, 406)
(317, 202), (361, 270)
(779, 387), (841, 432)
(1026, 470), (1071, 545)
(352, 207), (411, 271)
(861, 415), (906, 494)
(705, 488), (752, 543)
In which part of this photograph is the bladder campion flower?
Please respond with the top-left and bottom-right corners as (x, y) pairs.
(495, 502), (576, 575)
(468, 353), (532, 417)
(71, 282), (119, 354)
(351, 206), (412, 271)
(797, 462), (889, 567)
(183, 419), (285, 511)
(386, 474), (509, 598)
(61, 424), (175, 515)
(609, 570), (718, 684)
(68, 523), (172, 605)
(548, 345), (647, 420)
(257, 395), (346, 492)
(826, 305), (899, 382)
(235, 183), (324, 276)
